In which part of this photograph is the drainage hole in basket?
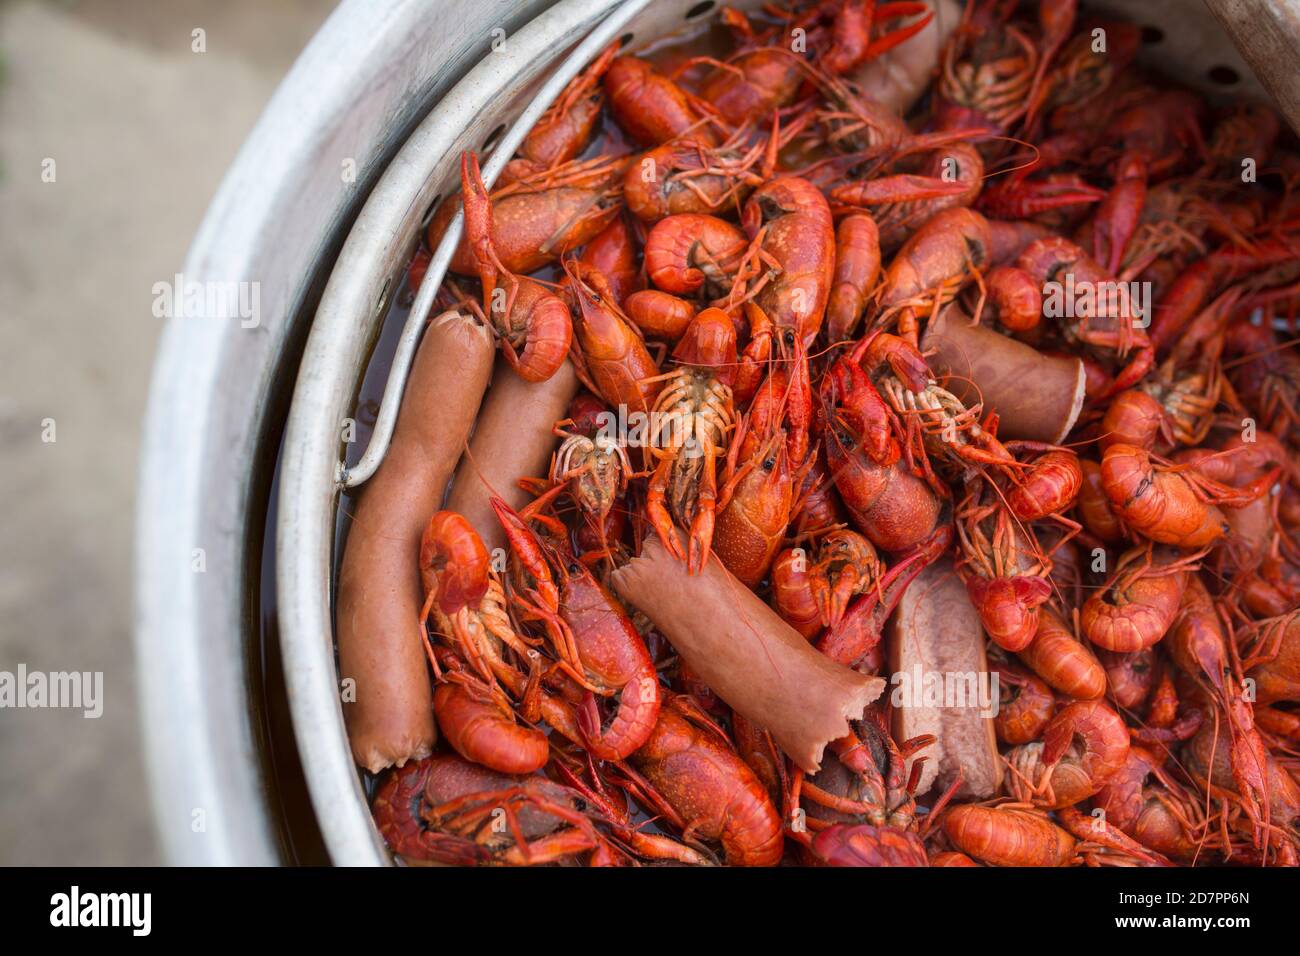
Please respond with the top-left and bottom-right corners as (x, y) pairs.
(619, 32), (635, 48)
(1140, 25), (1163, 45)
(1208, 65), (1239, 86)
(685, 1), (716, 19)
(482, 123), (507, 154)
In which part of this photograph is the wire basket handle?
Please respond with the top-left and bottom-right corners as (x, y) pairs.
(340, 0), (651, 488)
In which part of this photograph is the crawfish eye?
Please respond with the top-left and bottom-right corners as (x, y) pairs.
(763, 457), (776, 471)
(782, 329), (795, 348)
(568, 561), (581, 573)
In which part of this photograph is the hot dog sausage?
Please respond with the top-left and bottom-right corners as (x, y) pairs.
(445, 356), (580, 554)
(611, 534), (884, 773)
(337, 310), (495, 773)
(887, 557), (1002, 799)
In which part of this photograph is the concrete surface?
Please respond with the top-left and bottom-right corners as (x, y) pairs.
(0, 0), (336, 865)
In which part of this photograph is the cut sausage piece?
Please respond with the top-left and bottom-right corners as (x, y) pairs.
(445, 356), (579, 554)
(888, 557), (1002, 799)
(337, 310), (495, 774)
(611, 535), (884, 773)
(851, 0), (961, 114)
(923, 304), (1085, 444)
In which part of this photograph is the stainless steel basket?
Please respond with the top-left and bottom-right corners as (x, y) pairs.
(138, 0), (1291, 866)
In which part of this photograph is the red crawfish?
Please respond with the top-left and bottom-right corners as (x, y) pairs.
(548, 395), (630, 551)
(1225, 313), (1300, 446)
(741, 176), (837, 344)
(829, 141), (986, 252)
(1027, 19), (1140, 136)
(1137, 290), (1239, 449)
(798, 705), (939, 832)
(1099, 646), (1158, 711)
(1255, 705), (1300, 743)
(789, 447), (847, 539)
(1005, 699), (1130, 809)
(1203, 101), (1281, 178)
(442, 151), (626, 274)
(774, 529), (882, 636)
(376, 753), (711, 866)
(1232, 550), (1300, 623)
(1092, 89), (1204, 180)
(770, 546), (825, 640)
(628, 695), (784, 866)
(827, 428), (944, 554)
(1100, 388), (1167, 453)
(691, 16), (805, 129)
(372, 755), (615, 866)
(623, 130), (777, 223)
(1055, 805), (1174, 866)
(1005, 443), (1083, 538)
(816, 0), (936, 77)
(624, 289), (697, 342)
(992, 663), (1055, 746)
(806, 824), (929, 867)
(976, 132), (1107, 221)
(564, 259), (662, 418)
(493, 497), (660, 762)
(827, 213), (882, 342)
(712, 346), (815, 587)
(432, 654), (548, 775)
(1093, 746), (1212, 863)
(1015, 235), (1153, 397)
(711, 425), (795, 588)
(857, 330), (1014, 490)
(418, 510), (538, 695)
(815, 526), (951, 669)
(1018, 607), (1107, 699)
(455, 152), (575, 381)
(935, 0), (1056, 134)
(517, 43), (618, 172)
(981, 265), (1044, 333)
(819, 347), (943, 553)
(643, 307), (738, 572)
(1181, 719), (1300, 866)
(731, 712), (785, 809)
(1167, 574), (1273, 851)
(603, 55), (719, 146)
(955, 481), (1052, 652)
(1080, 545), (1199, 653)
(1240, 612), (1300, 706)
(579, 213), (642, 306)
(1150, 240), (1300, 357)
(943, 803), (1078, 866)
(736, 328), (813, 467)
(644, 213), (749, 298)
(875, 207), (994, 346)
(1099, 442), (1277, 548)
(803, 67), (989, 160)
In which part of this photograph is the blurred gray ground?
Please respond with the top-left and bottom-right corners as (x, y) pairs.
(0, 0), (335, 865)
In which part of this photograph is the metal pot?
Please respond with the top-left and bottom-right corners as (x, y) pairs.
(135, 0), (566, 866)
(138, 0), (1281, 866)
